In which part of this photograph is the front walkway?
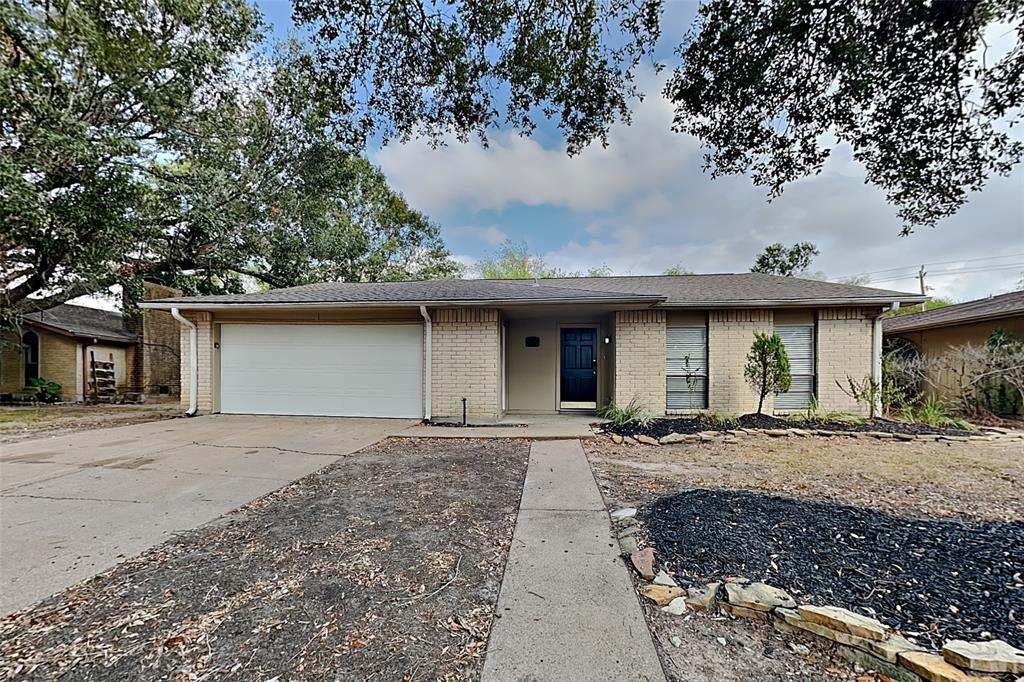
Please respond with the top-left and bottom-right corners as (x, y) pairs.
(482, 439), (666, 681)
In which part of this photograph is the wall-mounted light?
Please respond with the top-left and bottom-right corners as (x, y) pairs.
(604, 336), (611, 344)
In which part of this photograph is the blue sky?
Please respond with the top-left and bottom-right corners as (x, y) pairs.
(255, 0), (1024, 301)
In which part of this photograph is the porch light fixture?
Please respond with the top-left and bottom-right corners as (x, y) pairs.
(604, 336), (611, 344)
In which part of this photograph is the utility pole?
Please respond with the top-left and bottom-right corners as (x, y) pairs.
(918, 266), (927, 312)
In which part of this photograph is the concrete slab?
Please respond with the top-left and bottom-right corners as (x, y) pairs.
(482, 439), (665, 682)
(0, 414), (412, 615)
(397, 413), (600, 439)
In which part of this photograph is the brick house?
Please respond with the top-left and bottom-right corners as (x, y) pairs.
(1, 283), (182, 402)
(140, 274), (926, 420)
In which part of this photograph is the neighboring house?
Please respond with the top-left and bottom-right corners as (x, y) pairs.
(142, 274), (925, 420)
(883, 290), (1024, 413)
(0, 283), (183, 402)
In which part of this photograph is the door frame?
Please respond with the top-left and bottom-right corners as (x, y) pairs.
(557, 324), (599, 411)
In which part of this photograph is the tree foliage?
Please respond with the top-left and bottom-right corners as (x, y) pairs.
(662, 264), (694, 275)
(750, 242), (819, 277)
(1, 2), (459, 324)
(474, 240), (609, 279)
(292, 0), (1024, 229)
(744, 331), (792, 414)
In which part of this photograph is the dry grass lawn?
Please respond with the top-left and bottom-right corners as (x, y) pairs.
(586, 435), (1023, 522)
(0, 403), (180, 443)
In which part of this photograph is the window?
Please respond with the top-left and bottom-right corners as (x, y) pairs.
(667, 326), (707, 410)
(775, 325), (815, 411)
(22, 331), (39, 383)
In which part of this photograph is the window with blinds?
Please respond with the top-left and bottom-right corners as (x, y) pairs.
(666, 326), (707, 410)
(775, 325), (815, 411)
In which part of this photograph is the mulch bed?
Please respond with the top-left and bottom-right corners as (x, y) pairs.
(0, 438), (530, 681)
(603, 413), (977, 440)
(643, 489), (1024, 650)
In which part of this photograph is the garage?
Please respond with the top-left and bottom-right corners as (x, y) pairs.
(219, 323), (423, 418)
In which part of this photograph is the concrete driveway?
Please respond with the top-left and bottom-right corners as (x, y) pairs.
(0, 414), (413, 615)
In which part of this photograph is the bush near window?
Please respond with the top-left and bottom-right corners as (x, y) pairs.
(744, 332), (792, 415)
(29, 378), (62, 403)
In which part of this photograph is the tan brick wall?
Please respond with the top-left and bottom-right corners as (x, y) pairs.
(817, 307), (876, 416)
(0, 331), (24, 392)
(431, 308), (500, 420)
(708, 309), (773, 415)
(614, 310), (666, 414)
(179, 311), (214, 412)
(38, 330), (79, 400)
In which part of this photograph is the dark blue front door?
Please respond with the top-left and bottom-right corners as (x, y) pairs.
(560, 328), (597, 404)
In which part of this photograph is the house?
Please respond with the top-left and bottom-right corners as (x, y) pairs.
(1, 283), (182, 402)
(883, 290), (1024, 413)
(141, 274), (925, 420)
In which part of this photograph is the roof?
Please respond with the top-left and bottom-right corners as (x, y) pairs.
(141, 273), (926, 310)
(23, 304), (136, 343)
(883, 290), (1024, 334)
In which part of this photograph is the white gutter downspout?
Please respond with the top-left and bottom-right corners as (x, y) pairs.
(419, 306), (432, 421)
(872, 302), (900, 417)
(171, 307), (199, 417)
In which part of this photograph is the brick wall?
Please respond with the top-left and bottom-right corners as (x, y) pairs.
(38, 330), (79, 400)
(0, 331), (24, 392)
(708, 309), (773, 414)
(125, 283), (182, 396)
(817, 307), (876, 416)
(431, 308), (500, 420)
(179, 311), (214, 412)
(614, 310), (667, 413)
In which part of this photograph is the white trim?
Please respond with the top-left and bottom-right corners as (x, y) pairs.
(559, 401), (597, 409)
(419, 306), (432, 420)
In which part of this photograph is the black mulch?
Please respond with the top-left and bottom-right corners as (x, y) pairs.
(644, 489), (1024, 650)
(604, 413), (976, 439)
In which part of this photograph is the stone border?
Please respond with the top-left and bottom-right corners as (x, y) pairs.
(596, 425), (1024, 447)
(609, 508), (1024, 682)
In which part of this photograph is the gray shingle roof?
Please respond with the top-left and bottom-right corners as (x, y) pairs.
(144, 273), (925, 308)
(23, 304), (136, 343)
(883, 290), (1024, 334)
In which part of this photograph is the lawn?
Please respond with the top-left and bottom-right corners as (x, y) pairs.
(586, 435), (1024, 679)
(0, 403), (180, 444)
(0, 438), (530, 681)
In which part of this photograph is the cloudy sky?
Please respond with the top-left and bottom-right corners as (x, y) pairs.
(258, 0), (1023, 302)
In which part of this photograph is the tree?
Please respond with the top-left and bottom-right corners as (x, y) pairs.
(744, 332), (792, 414)
(884, 299), (955, 317)
(751, 242), (820, 277)
(474, 240), (609, 279)
(663, 264), (694, 275)
(292, 0), (1024, 229)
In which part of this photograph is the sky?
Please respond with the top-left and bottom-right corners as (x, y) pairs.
(247, 2), (1024, 302)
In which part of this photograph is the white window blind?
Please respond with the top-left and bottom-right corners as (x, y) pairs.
(775, 325), (815, 411)
(667, 326), (707, 410)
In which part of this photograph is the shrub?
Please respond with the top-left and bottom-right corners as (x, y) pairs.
(897, 395), (972, 431)
(743, 332), (791, 415)
(598, 397), (654, 428)
(29, 377), (62, 403)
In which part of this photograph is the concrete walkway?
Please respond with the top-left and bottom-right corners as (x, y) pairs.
(396, 413), (598, 439)
(482, 439), (665, 681)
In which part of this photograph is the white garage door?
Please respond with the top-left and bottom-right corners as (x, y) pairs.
(219, 324), (423, 418)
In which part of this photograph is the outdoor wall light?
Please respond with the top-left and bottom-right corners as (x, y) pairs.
(604, 336), (611, 344)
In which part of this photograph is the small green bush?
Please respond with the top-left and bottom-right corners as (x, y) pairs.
(598, 397), (654, 428)
(898, 395), (972, 431)
(29, 377), (62, 403)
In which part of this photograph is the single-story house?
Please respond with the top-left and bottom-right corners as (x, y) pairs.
(141, 274), (925, 420)
(883, 290), (1024, 413)
(1, 283), (183, 402)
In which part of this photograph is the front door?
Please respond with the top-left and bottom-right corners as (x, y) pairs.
(560, 328), (597, 408)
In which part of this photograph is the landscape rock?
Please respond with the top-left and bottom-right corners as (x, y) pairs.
(943, 640), (1024, 674)
(724, 582), (796, 612)
(623, 436), (639, 445)
(669, 635), (682, 648)
(684, 582), (720, 612)
(868, 431), (894, 439)
(721, 602), (770, 622)
(765, 429), (791, 437)
(616, 516), (638, 529)
(789, 642), (811, 656)
(618, 535), (639, 556)
(894, 432), (917, 441)
(659, 432), (687, 445)
(636, 434), (660, 446)
(610, 433), (624, 444)
(616, 525), (638, 539)
(798, 605), (888, 641)
(661, 597), (688, 615)
(630, 547), (656, 580)
(653, 570), (678, 587)
(775, 608), (919, 664)
(899, 651), (1000, 682)
(788, 428), (812, 437)
(640, 584), (685, 606)
(610, 507), (637, 522)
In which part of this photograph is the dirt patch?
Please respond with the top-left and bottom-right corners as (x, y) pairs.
(0, 438), (530, 681)
(588, 436), (1024, 522)
(0, 403), (180, 444)
(602, 413), (978, 439)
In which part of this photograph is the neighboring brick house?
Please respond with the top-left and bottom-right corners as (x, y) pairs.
(1, 283), (182, 402)
(883, 290), (1024, 413)
(141, 274), (925, 420)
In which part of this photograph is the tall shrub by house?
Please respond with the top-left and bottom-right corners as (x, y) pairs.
(744, 332), (792, 415)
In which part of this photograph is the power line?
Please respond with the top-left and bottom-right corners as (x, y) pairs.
(867, 262), (1024, 285)
(837, 252), (1024, 281)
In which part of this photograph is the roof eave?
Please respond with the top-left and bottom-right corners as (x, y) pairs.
(140, 296), (667, 310)
(24, 319), (135, 344)
(656, 296), (927, 308)
(884, 309), (1024, 334)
